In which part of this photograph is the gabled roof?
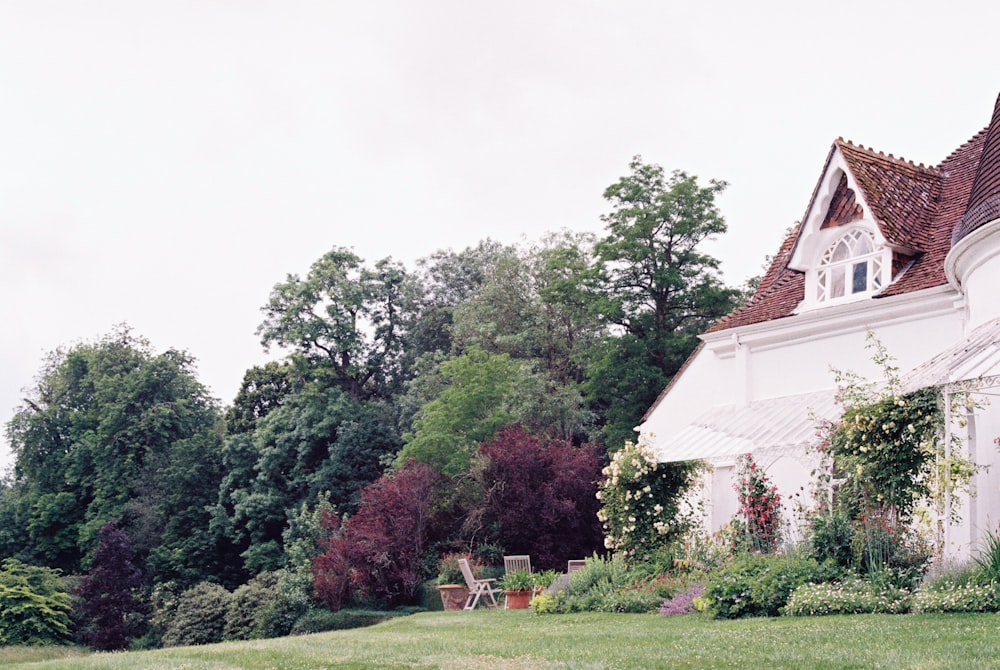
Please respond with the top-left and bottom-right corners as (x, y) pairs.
(708, 95), (998, 334)
(836, 139), (940, 252)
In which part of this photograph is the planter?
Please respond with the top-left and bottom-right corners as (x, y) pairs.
(505, 589), (532, 609)
(438, 584), (469, 611)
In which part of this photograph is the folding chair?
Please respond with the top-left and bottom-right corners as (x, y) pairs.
(459, 558), (502, 610)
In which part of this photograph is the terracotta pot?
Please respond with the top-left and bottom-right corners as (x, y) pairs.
(505, 589), (532, 609)
(438, 584), (469, 611)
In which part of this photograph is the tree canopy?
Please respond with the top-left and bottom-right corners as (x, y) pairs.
(3, 327), (225, 579)
(587, 156), (740, 446)
(0, 155), (746, 640)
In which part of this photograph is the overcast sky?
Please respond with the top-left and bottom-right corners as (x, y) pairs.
(2, 1), (998, 470)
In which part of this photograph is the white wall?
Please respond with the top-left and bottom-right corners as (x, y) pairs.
(639, 345), (735, 446)
(963, 255), (1000, 329)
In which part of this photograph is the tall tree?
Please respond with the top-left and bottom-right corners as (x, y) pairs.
(216, 384), (400, 574)
(396, 348), (522, 478)
(224, 361), (300, 436)
(403, 240), (510, 368)
(587, 157), (740, 447)
(257, 248), (414, 400)
(2, 327), (223, 579)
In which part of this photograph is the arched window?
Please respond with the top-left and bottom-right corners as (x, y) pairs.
(815, 229), (883, 302)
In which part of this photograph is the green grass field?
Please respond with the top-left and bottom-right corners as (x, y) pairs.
(4, 609), (1000, 669)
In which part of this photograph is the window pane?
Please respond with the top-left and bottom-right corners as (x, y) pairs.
(853, 234), (873, 255)
(831, 240), (851, 262)
(852, 262), (868, 293)
(830, 266), (845, 298)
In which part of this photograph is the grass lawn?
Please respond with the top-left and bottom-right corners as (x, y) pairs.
(3, 609), (1000, 669)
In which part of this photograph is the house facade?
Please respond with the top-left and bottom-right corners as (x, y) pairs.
(638, 92), (1000, 560)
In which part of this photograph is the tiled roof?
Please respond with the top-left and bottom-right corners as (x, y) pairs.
(882, 128), (985, 297)
(836, 139), (940, 251)
(707, 94), (998, 333)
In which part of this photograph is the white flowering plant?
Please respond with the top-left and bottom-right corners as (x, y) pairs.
(597, 440), (700, 560)
(785, 579), (911, 616)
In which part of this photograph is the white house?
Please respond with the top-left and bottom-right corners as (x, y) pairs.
(638, 92), (1000, 560)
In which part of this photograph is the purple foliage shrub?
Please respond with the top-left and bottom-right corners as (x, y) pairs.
(480, 425), (604, 571)
(73, 520), (146, 650)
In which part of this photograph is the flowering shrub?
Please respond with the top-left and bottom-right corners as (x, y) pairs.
(597, 440), (699, 559)
(816, 334), (977, 533)
(785, 579), (910, 616)
(732, 454), (781, 553)
(911, 582), (1000, 613)
(826, 387), (942, 518)
(658, 585), (704, 616)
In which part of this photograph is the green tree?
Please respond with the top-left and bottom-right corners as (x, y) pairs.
(449, 232), (600, 387)
(2, 327), (224, 580)
(0, 559), (73, 646)
(216, 384), (400, 574)
(257, 248), (414, 400)
(587, 157), (740, 447)
(397, 348), (521, 477)
(224, 361), (299, 435)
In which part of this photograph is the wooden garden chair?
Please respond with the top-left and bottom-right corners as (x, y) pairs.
(503, 555), (531, 608)
(503, 554), (531, 576)
(458, 558), (501, 610)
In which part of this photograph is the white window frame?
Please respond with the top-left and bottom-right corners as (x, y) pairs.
(806, 226), (890, 308)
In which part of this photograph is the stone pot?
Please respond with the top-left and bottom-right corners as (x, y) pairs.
(438, 584), (469, 611)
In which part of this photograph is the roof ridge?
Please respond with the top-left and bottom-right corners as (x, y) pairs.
(937, 126), (990, 169)
(836, 137), (939, 174)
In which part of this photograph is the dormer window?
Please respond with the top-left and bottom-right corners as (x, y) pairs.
(815, 229), (883, 302)
(788, 151), (914, 313)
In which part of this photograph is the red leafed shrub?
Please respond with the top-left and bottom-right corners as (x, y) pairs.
(311, 513), (349, 611)
(480, 425), (604, 571)
(313, 461), (441, 609)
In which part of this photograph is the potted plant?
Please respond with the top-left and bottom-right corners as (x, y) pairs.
(436, 553), (472, 611)
(499, 569), (534, 609)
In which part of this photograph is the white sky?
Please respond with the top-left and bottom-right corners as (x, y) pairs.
(2, 1), (998, 470)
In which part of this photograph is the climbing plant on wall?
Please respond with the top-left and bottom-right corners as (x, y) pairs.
(816, 333), (978, 533)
